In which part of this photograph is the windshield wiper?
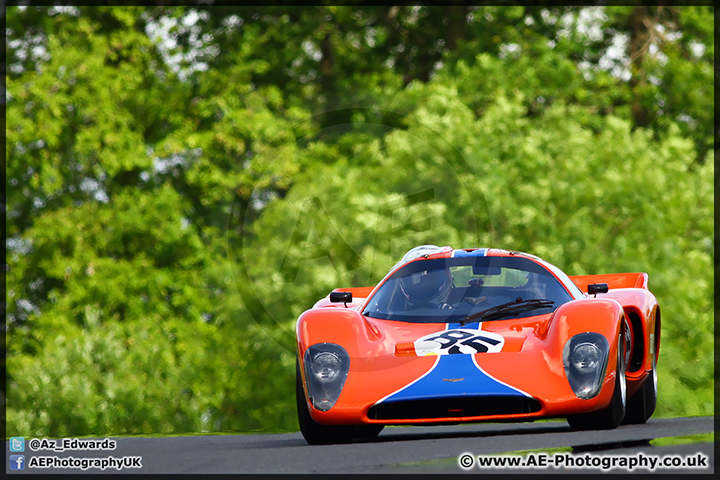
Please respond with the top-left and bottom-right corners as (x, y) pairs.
(460, 297), (555, 326)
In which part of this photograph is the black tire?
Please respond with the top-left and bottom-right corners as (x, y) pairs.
(296, 360), (383, 445)
(622, 342), (657, 424)
(567, 332), (627, 430)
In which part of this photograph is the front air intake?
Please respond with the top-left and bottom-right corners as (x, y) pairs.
(367, 395), (542, 420)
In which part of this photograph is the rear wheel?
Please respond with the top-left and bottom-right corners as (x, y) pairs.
(296, 360), (383, 445)
(567, 332), (626, 430)
(623, 341), (657, 424)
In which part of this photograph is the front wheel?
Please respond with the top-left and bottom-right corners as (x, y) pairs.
(567, 332), (626, 430)
(296, 360), (382, 445)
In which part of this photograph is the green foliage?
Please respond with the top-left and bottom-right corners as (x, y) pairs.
(5, 5), (713, 437)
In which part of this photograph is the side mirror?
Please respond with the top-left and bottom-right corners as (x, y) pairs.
(330, 291), (352, 306)
(587, 283), (609, 296)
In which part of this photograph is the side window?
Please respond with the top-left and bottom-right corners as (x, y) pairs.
(540, 260), (584, 299)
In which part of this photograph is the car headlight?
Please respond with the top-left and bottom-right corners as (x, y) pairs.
(303, 343), (350, 411)
(311, 351), (343, 383)
(571, 342), (602, 374)
(563, 333), (609, 400)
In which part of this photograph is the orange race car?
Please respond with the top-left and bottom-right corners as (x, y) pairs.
(295, 245), (660, 444)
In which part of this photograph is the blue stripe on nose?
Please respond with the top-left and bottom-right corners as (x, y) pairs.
(378, 346), (529, 404)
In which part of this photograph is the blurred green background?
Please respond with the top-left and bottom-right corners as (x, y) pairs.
(5, 5), (713, 437)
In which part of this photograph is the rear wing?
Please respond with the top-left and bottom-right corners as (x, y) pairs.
(568, 273), (648, 293)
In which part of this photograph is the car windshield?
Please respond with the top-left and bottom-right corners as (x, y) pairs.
(363, 256), (574, 323)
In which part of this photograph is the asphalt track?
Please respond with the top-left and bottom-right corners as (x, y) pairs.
(6, 416), (713, 475)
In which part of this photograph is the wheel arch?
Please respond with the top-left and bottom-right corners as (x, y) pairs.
(621, 303), (660, 375)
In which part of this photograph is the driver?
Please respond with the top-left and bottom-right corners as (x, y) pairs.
(399, 268), (453, 309)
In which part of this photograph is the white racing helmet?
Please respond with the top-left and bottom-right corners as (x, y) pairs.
(399, 267), (453, 305)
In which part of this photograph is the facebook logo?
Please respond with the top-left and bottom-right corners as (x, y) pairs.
(10, 455), (25, 470)
(9, 437), (25, 452)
